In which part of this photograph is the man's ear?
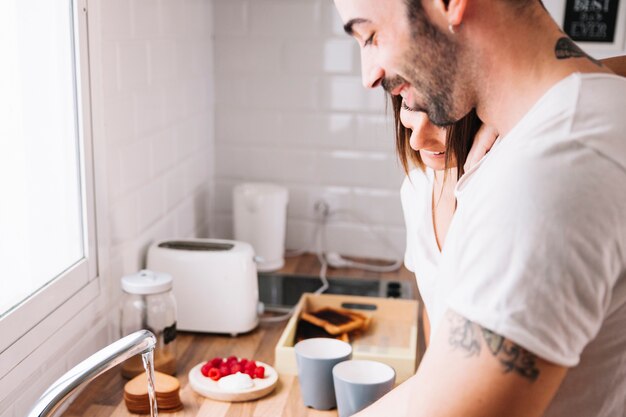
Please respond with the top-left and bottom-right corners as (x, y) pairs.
(433, 0), (468, 26)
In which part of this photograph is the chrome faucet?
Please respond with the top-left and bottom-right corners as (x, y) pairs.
(27, 330), (157, 417)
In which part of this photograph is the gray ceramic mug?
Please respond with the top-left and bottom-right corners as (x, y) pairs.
(294, 338), (353, 410)
(332, 360), (396, 417)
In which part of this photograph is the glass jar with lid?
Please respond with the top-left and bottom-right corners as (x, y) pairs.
(120, 269), (177, 378)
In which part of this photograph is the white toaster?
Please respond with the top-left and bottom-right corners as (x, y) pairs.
(146, 238), (259, 336)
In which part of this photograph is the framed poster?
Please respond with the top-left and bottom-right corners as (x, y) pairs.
(563, 0), (620, 43)
(544, 0), (626, 57)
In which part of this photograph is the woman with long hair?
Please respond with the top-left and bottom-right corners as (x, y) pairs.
(394, 95), (495, 344)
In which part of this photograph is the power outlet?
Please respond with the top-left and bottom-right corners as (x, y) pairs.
(313, 199), (330, 219)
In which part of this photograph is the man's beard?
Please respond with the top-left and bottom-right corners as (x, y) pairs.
(382, 73), (456, 128)
(386, 3), (462, 127)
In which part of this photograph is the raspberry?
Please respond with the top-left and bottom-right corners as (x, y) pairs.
(244, 361), (256, 371)
(239, 358), (248, 368)
(226, 355), (238, 364)
(230, 363), (242, 374)
(219, 364), (231, 377)
(254, 366), (265, 379)
(208, 368), (221, 381)
(245, 368), (255, 378)
(210, 357), (223, 368)
(201, 363), (211, 377)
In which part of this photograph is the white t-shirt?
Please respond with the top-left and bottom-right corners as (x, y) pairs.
(432, 73), (626, 417)
(400, 168), (441, 317)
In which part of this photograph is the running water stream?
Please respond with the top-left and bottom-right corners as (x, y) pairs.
(142, 350), (159, 417)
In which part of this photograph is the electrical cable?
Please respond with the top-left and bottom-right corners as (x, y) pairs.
(259, 205), (329, 323)
(323, 208), (403, 272)
(259, 202), (401, 322)
(313, 210), (329, 295)
(258, 306), (294, 323)
(325, 251), (402, 272)
(284, 200), (330, 258)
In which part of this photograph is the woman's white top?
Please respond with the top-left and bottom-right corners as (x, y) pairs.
(400, 168), (440, 316)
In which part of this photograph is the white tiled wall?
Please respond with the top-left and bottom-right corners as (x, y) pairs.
(98, 0), (215, 296)
(0, 1), (215, 415)
(212, 0), (406, 261)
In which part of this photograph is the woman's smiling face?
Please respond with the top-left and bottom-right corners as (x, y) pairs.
(399, 102), (453, 171)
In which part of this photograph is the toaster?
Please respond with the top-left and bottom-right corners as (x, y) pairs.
(146, 238), (259, 336)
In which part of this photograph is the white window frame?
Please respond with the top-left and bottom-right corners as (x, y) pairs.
(0, 0), (100, 379)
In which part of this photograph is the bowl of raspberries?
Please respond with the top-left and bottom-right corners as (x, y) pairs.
(189, 355), (278, 402)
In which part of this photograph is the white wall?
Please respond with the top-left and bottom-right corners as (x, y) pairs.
(94, 0), (215, 306)
(0, 1), (215, 416)
(211, 0), (407, 261)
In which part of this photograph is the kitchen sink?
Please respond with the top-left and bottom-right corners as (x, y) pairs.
(257, 273), (414, 310)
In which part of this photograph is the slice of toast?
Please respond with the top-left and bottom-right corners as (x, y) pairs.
(295, 319), (350, 343)
(300, 307), (368, 335)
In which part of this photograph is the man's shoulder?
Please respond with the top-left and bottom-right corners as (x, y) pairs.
(576, 71), (626, 89)
(572, 72), (626, 134)
(458, 112), (626, 224)
(575, 72), (626, 111)
(552, 73), (626, 172)
(522, 72), (626, 128)
(497, 73), (626, 174)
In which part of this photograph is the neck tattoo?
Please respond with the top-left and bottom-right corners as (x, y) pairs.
(554, 37), (602, 67)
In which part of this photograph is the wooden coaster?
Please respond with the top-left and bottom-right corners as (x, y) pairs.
(124, 397), (182, 406)
(124, 395), (180, 406)
(124, 399), (183, 414)
(124, 391), (180, 401)
(124, 371), (182, 414)
(124, 371), (180, 396)
(127, 407), (182, 412)
(124, 400), (183, 409)
(125, 404), (184, 415)
(121, 350), (177, 379)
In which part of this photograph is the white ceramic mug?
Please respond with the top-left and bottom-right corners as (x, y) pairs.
(294, 338), (352, 410)
(332, 360), (396, 417)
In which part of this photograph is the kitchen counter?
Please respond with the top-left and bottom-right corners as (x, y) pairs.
(60, 254), (420, 417)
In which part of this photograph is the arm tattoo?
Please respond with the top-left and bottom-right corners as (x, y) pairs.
(554, 37), (602, 67)
(446, 311), (541, 382)
(447, 312), (481, 357)
(482, 328), (540, 381)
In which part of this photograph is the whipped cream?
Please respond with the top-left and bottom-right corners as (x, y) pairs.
(217, 372), (254, 391)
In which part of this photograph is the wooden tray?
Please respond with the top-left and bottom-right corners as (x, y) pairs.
(274, 293), (419, 383)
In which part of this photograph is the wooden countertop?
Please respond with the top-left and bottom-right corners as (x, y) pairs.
(61, 254), (421, 417)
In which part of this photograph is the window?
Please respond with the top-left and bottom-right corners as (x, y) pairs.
(0, 0), (98, 355)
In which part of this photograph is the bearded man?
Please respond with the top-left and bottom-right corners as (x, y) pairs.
(334, 1), (626, 416)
